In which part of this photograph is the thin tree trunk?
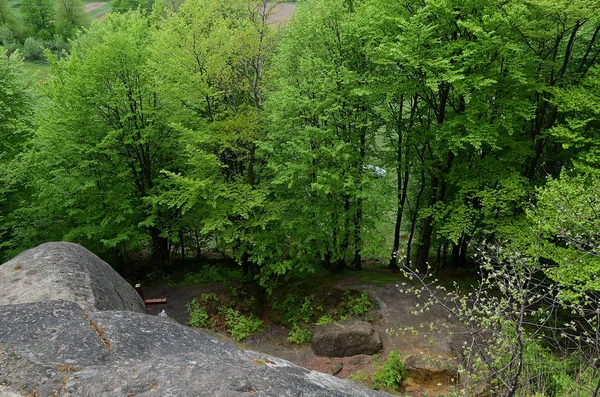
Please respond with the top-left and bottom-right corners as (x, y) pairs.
(179, 229), (185, 262)
(405, 146), (427, 269)
(194, 229), (201, 258)
(353, 201), (362, 270)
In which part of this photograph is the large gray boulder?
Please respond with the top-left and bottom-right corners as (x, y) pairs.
(0, 300), (389, 397)
(312, 320), (383, 357)
(0, 242), (145, 313)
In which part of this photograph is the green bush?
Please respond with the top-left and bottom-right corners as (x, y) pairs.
(199, 292), (218, 303)
(221, 307), (263, 341)
(22, 37), (44, 60)
(347, 351), (407, 391)
(350, 292), (373, 316)
(45, 34), (70, 58)
(316, 315), (334, 325)
(0, 26), (15, 48)
(187, 298), (209, 328)
(371, 351), (407, 391)
(339, 291), (375, 316)
(279, 294), (316, 326)
(287, 324), (312, 344)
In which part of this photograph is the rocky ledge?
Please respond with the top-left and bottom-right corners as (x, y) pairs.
(0, 243), (388, 397)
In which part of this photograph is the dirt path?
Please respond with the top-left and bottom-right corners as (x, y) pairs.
(84, 2), (108, 12)
(142, 273), (466, 396)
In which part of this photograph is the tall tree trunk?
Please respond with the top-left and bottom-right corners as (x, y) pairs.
(150, 226), (170, 270)
(405, 145), (427, 269)
(179, 229), (185, 262)
(389, 166), (409, 270)
(353, 200), (362, 270)
(415, 172), (439, 274)
(194, 229), (201, 258)
(353, 125), (366, 271)
(415, 152), (453, 274)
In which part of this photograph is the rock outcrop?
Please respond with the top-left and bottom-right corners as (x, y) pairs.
(0, 243), (388, 396)
(0, 242), (146, 313)
(0, 300), (388, 396)
(312, 320), (383, 357)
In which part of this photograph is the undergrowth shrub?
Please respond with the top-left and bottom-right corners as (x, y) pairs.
(187, 298), (209, 328)
(220, 307), (263, 341)
(372, 351), (407, 391)
(347, 291), (374, 315)
(316, 315), (334, 325)
(22, 37), (44, 60)
(287, 324), (312, 344)
(349, 351), (407, 391)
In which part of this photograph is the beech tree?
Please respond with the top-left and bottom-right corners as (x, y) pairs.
(0, 0), (19, 35)
(18, 11), (184, 271)
(151, 0), (279, 277)
(55, 0), (90, 39)
(265, 0), (381, 273)
(20, 0), (54, 37)
(0, 50), (35, 262)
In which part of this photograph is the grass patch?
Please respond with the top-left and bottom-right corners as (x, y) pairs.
(354, 268), (399, 285)
(22, 60), (50, 83)
(145, 263), (245, 287)
(6, 0), (108, 20)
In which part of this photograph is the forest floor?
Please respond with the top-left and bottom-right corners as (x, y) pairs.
(142, 265), (475, 396)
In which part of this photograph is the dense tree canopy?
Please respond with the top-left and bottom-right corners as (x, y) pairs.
(3, 1), (600, 394)
(1, 0), (600, 292)
(0, 50), (35, 257)
(20, 0), (54, 37)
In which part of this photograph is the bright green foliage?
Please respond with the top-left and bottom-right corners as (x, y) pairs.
(151, 0), (279, 279)
(221, 307), (263, 341)
(22, 36), (43, 59)
(524, 57), (600, 298)
(275, 294), (315, 327)
(266, 0), (376, 273)
(343, 291), (373, 316)
(0, 49), (35, 261)
(287, 325), (312, 344)
(187, 298), (210, 328)
(186, 292), (263, 341)
(20, 0), (54, 37)
(111, 0), (154, 13)
(371, 351), (407, 391)
(0, 50), (34, 161)
(15, 11), (184, 266)
(349, 351), (407, 391)
(0, 0), (20, 39)
(315, 315), (334, 325)
(55, 0), (90, 39)
(530, 172), (600, 299)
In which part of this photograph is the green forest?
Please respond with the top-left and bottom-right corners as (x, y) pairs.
(2, 0), (600, 394)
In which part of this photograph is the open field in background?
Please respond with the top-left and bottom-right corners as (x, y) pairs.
(18, 1), (295, 82)
(7, 0), (107, 19)
(86, 1), (110, 18)
(21, 60), (50, 83)
(267, 2), (296, 25)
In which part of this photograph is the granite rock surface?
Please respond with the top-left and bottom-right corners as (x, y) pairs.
(0, 244), (389, 396)
(0, 242), (146, 313)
